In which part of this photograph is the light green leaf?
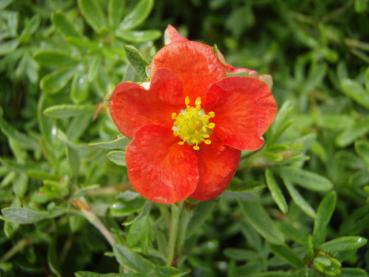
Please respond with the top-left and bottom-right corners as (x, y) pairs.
(355, 140), (369, 166)
(279, 167), (333, 191)
(239, 198), (285, 245)
(124, 45), (148, 80)
(34, 50), (79, 67)
(88, 137), (129, 150)
(283, 179), (316, 218)
(116, 30), (161, 43)
(118, 0), (153, 30)
(40, 68), (75, 94)
(320, 236), (367, 253)
(107, 150), (126, 166)
(108, 0), (125, 28)
(313, 191), (336, 245)
(340, 268), (369, 277)
(1, 207), (64, 224)
(0, 39), (19, 55)
(44, 104), (94, 118)
(78, 0), (107, 33)
(265, 169), (288, 213)
(336, 117), (369, 147)
(71, 73), (89, 104)
(340, 79), (369, 109)
(52, 12), (82, 38)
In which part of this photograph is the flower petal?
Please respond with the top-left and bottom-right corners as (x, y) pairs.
(126, 125), (199, 204)
(164, 25), (188, 45)
(191, 138), (240, 201)
(207, 77), (277, 151)
(151, 68), (184, 106)
(151, 41), (229, 102)
(110, 82), (177, 137)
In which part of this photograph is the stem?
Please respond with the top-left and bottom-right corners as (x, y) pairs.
(1, 239), (30, 262)
(176, 204), (194, 262)
(166, 203), (182, 266)
(72, 197), (116, 247)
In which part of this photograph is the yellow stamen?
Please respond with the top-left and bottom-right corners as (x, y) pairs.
(172, 96), (216, 150)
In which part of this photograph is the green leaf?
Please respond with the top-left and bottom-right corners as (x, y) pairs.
(313, 191), (336, 245)
(113, 244), (155, 273)
(78, 0), (107, 33)
(48, 238), (61, 277)
(224, 248), (258, 261)
(279, 167), (333, 192)
(43, 104), (94, 118)
(277, 222), (308, 246)
(124, 45), (148, 80)
(238, 197), (285, 245)
(116, 30), (161, 43)
(118, 0), (153, 30)
(1, 207), (64, 224)
(0, 120), (38, 150)
(107, 150), (126, 166)
(88, 137), (129, 150)
(269, 244), (304, 268)
(0, 0), (14, 9)
(340, 79), (369, 109)
(340, 268), (369, 277)
(76, 272), (138, 277)
(320, 236), (367, 253)
(336, 117), (369, 147)
(0, 39), (19, 55)
(52, 12), (82, 38)
(355, 0), (368, 13)
(40, 68), (75, 94)
(34, 50), (79, 67)
(108, 0), (125, 28)
(355, 140), (369, 166)
(71, 73), (89, 104)
(265, 169), (288, 213)
(283, 179), (316, 218)
(127, 212), (152, 253)
(188, 201), (215, 237)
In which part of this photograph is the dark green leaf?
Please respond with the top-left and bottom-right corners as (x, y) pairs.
(113, 244), (155, 273)
(52, 12), (82, 38)
(124, 45), (148, 80)
(269, 244), (304, 268)
(239, 198), (285, 244)
(34, 50), (79, 68)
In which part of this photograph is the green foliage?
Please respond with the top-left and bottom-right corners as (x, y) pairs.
(0, 0), (369, 276)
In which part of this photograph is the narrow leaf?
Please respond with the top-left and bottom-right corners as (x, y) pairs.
(239, 198), (285, 245)
(118, 0), (153, 30)
(78, 0), (107, 33)
(52, 12), (82, 38)
(44, 104), (94, 118)
(124, 45), (148, 80)
(40, 68), (75, 94)
(34, 50), (79, 67)
(320, 236), (367, 253)
(265, 169), (288, 213)
(107, 150), (126, 166)
(313, 191), (336, 245)
(108, 0), (125, 28)
(279, 167), (333, 192)
(269, 244), (304, 268)
(116, 30), (161, 43)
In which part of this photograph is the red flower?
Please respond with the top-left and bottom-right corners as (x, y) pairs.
(110, 26), (277, 204)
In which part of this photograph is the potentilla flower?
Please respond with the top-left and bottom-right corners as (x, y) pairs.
(110, 25), (277, 204)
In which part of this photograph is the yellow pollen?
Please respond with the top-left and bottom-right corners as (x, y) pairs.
(172, 96), (215, 151)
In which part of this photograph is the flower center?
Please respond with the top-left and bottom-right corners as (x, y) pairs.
(172, 96), (215, 150)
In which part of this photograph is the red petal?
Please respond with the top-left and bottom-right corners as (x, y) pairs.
(207, 77), (277, 151)
(109, 81), (177, 137)
(151, 41), (229, 102)
(126, 125), (199, 204)
(191, 138), (240, 201)
(164, 25), (187, 45)
(151, 68), (184, 106)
